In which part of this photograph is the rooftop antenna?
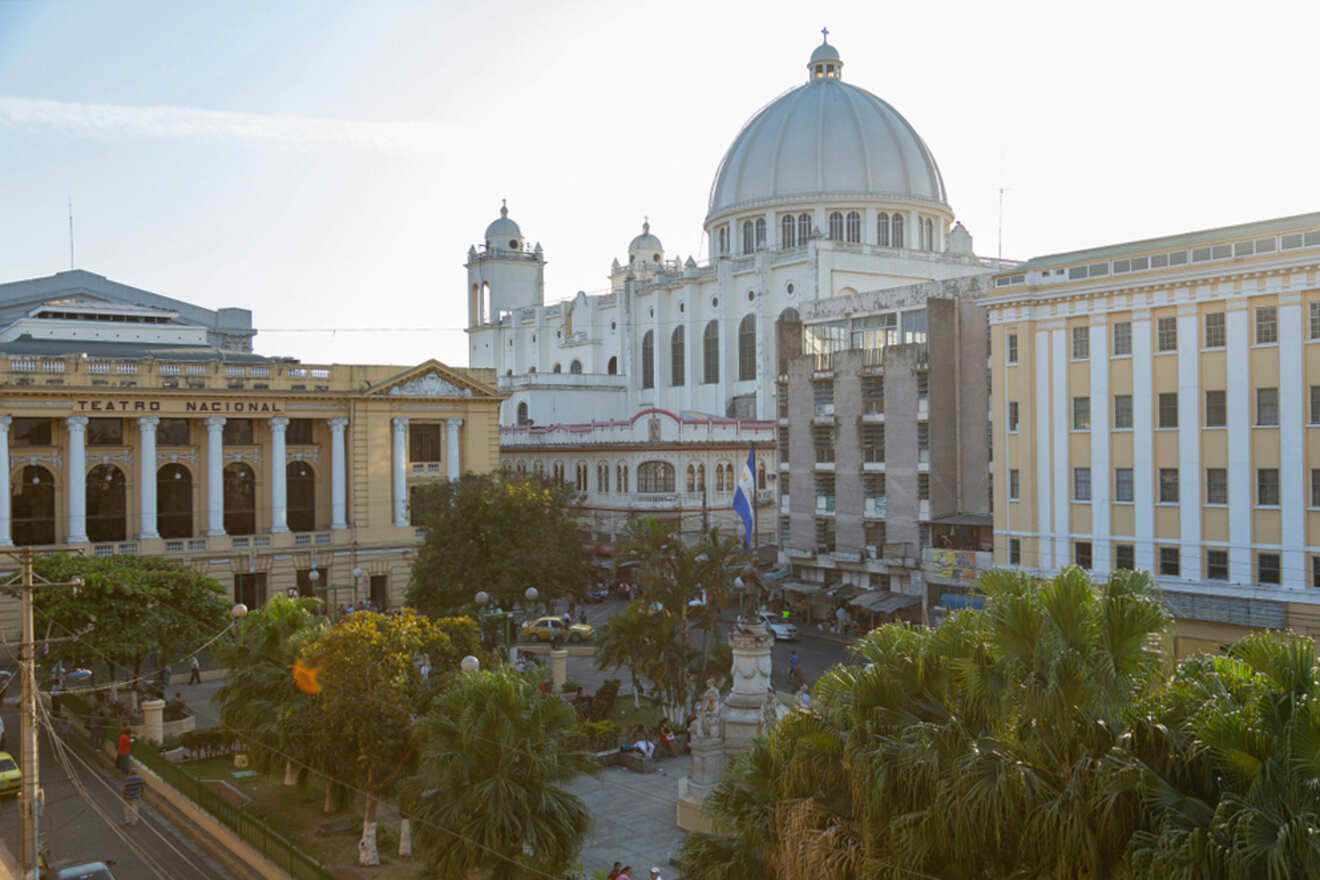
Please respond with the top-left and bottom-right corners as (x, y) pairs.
(997, 186), (1007, 263)
(67, 196), (75, 270)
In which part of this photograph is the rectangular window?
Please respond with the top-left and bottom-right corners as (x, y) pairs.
(1255, 306), (1278, 345)
(1258, 553), (1281, 585)
(87, 418), (124, 446)
(1256, 387), (1279, 426)
(1115, 544), (1135, 571)
(1073, 396), (1091, 430)
(287, 419), (315, 445)
(1311, 301), (1320, 340)
(410, 424), (442, 462)
(1074, 467), (1092, 501)
(1158, 392), (1179, 428)
(1204, 312), (1226, 348)
(1313, 469), (1320, 508)
(1314, 556), (1320, 589)
(1007, 332), (1018, 364)
(1206, 549), (1229, 581)
(157, 418), (190, 446)
(1114, 394), (1133, 429)
(1159, 468), (1180, 503)
(222, 419), (254, 446)
(1115, 468), (1134, 502)
(1205, 390), (1227, 427)
(11, 418), (52, 447)
(1113, 321), (1132, 355)
(1312, 386), (1320, 424)
(1009, 469), (1020, 500)
(1159, 547), (1181, 577)
(917, 473), (930, 501)
(1008, 401), (1019, 432)
(1009, 538), (1021, 565)
(1157, 316), (1178, 352)
(1258, 468), (1280, 506)
(1072, 325), (1090, 359)
(1075, 541), (1093, 569)
(1206, 468), (1228, 505)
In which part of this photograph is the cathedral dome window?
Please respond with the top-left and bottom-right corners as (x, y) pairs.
(877, 212), (890, 246)
(846, 211), (861, 243)
(781, 214), (795, 249)
(892, 214), (904, 248)
(703, 321), (719, 384)
(671, 327), (685, 386)
(828, 211), (844, 241)
(798, 213), (811, 244)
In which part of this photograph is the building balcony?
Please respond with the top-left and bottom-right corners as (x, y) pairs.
(862, 461), (886, 473)
(815, 495), (835, 513)
(863, 497), (887, 517)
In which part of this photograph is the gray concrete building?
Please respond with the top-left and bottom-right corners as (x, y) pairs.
(773, 273), (997, 627)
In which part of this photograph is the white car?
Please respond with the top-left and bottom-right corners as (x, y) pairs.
(759, 612), (798, 640)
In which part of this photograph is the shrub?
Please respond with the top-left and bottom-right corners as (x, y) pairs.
(561, 680), (580, 694)
(586, 679), (619, 722)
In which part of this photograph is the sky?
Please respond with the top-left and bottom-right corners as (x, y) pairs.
(2, 0), (1318, 368)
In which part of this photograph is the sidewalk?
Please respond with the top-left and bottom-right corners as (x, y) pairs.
(567, 754), (690, 878)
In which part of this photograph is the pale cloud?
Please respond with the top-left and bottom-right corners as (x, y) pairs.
(0, 96), (452, 157)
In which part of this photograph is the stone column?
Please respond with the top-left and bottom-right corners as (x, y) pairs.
(0, 416), (11, 546)
(328, 417), (348, 530)
(445, 418), (464, 480)
(550, 647), (568, 692)
(392, 417), (409, 527)
(722, 620), (775, 757)
(141, 698), (165, 745)
(66, 416), (89, 544)
(137, 417), (160, 539)
(269, 417), (289, 532)
(205, 417), (227, 536)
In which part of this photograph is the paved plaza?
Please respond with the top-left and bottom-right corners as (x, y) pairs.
(566, 754), (692, 878)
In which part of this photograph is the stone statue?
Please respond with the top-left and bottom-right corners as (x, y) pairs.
(735, 563), (764, 624)
(760, 687), (780, 731)
(698, 677), (722, 738)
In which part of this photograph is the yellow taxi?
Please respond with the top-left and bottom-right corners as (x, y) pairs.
(0, 751), (20, 796)
(519, 616), (595, 644)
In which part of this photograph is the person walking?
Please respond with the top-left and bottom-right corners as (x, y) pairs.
(607, 862), (623, 880)
(649, 868), (664, 880)
(116, 729), (132, 774)
(187, 655), (202, 685)
(121, 769), (144, 826)
(618, 867), (633, 880)
(789, 650), (801, 682)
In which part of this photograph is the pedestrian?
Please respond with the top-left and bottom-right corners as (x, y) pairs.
(789, 650), (801, 682)
(117, 729), (132, 774)
(49, 679), (63, 717)
(618, 867), (633, 880)
(187, 655), (202, 685)
(88, 713), (102, 750)
(796, 684), (810, 709)
(121, 768), (144, 826)
(632, 724), (655, 759)
(158, 663), (171, 688)
(607, 862), (623, 880)
(649, 868), (663, 880)
(579, 610), (588, 625)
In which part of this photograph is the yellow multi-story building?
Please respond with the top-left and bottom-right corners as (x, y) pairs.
(987, 213), (1320, 654)
(0, 270), (503, 636)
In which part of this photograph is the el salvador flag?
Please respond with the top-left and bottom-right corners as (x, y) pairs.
(731, 448), (756, 552)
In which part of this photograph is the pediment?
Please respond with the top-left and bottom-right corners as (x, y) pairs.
(369, 359), (500, 399)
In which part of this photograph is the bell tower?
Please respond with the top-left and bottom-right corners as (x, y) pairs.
(466, 201), (545, 328)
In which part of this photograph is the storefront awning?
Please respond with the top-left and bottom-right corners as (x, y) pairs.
(779, 580), (822, 595)
(851, 591), (922, 614)
(928, 513), (994, 527)
(829, 584), (865, 600)
(763, 568), (792, 582)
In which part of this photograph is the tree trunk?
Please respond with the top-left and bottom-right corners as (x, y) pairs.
(323, 777), (336, 814)
(631, 670), (640, 708)
(283, 759), (297, 787)
(358, 792), (379, 866)
(398, 817), (412, 857)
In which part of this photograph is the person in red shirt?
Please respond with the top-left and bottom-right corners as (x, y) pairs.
(117, 730), (132, 774)
(607, 863), (622, 880)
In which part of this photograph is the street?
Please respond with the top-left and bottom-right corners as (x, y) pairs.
(0, 702), (231, 879)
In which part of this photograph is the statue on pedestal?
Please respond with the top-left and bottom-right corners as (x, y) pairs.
(760, 686), (780, 731)
(698, 678), (722, 737)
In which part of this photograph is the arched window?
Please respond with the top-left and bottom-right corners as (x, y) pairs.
(552, 462), (565, 483)
(517, 402), (529, 425)
(798, 213), (811, 244)
(641, 330), (654, 389)
(12, 465), (55, 546)
(846, 211), (861, 243)
(758, 460), (767, 490)
(923, 218), (935, 251)
(86, 464), (126, 542)
(223, 463), (256, 536)
(696, 464), (706, 492)
(553, 363), (562, 373)
(670, 326), (685, 386)
(576, 462), (588, 492)
(287, 462), (315, 532)
(570, 360), (582, 374)
(157, 464), (192, 539)
(892, 214), (904, 248)
(715, 464), (725, 493)
(742, 221), (755, 255)
(755, 218), (766, 248)
(617, 463), (628, 493)
(828, 211), (844, 241)
(608, 356), (618, 376)
(703, 321), (719, 384)
(598, 462), (609, 493)
(781, 214), (795, 249)
(686, 464), (696, 493)
(738, 314), (756, 381)
(637, 461), (675, 493)
(877, 212), (890, 246)
(718, 227), (728, 256)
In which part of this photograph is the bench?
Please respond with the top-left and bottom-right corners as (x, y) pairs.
(617, 749), (656, 774)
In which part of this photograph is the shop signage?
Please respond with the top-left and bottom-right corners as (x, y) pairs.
(74, 398), (285, 414)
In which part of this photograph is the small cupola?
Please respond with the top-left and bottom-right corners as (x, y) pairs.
(483, 199), (524, 252)
(627, 219), (664, 265)
(808, 29), (842, 81)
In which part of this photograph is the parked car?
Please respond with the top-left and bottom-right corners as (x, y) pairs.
(520, 616), (595, 643)
(0, 751), (20, 796)
(758, 611), (799, 641)
(55, 862), (118, 880)
(584, 585), (610, 603)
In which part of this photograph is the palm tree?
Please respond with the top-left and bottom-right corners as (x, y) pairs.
(595, 600), (660, 708)
(406, 665), (598, 879)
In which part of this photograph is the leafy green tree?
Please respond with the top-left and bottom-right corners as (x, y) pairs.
(594, 600), (661, 709)
(28, 554), (229, 694)
(407, 472), (590, 616)
(298, 610), (484, 865)
(405, 664), (597, 879)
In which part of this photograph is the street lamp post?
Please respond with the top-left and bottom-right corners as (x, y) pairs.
(475, 587), (539, 664)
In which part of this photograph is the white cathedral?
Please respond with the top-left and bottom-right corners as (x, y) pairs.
(471, 36), (998, 547)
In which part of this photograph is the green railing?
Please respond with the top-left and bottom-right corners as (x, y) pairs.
(60, 691), (334, 880)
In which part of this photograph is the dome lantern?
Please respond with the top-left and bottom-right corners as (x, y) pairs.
(627, 218), (664, 265)
(484, 199), (523, 252)
(808, 28), (842, 81)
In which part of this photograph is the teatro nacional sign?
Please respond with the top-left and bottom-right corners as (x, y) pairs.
(73, 398), (285, 414)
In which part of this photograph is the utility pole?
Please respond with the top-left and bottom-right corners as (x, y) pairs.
(5, 549), (82, 879)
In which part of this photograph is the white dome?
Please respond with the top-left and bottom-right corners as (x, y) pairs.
(707, 39), (947, 220)
(628, 220), (663, 264)
(484, 201), (523, 249)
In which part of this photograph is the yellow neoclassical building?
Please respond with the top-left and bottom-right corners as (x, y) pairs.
(0, 270), (503, 636)
(986, 213), (1320, 654)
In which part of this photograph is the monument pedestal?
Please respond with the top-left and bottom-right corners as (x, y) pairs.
(676, 734), (725, 832)
(723, 622), (775, 756)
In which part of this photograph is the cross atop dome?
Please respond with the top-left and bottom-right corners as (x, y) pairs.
(809, 31), (842, 81)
